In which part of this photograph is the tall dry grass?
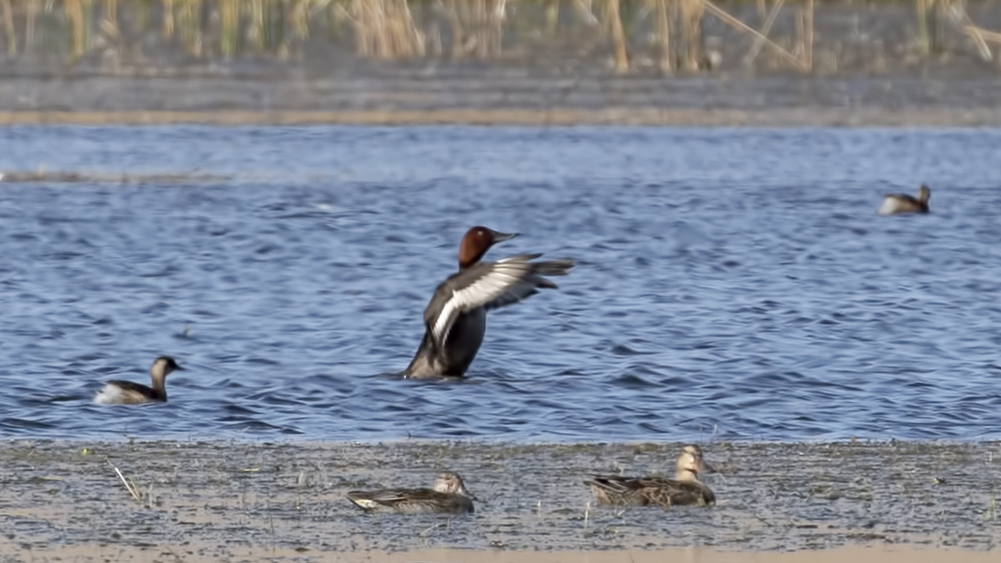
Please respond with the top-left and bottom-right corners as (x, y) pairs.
(0, 1), (995, 73)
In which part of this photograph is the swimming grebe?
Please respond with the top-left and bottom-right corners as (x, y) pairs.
(404, 226), (574, 378)
(346, 471), (475, 514)
(878, 184), (930, 215)
(584, 445), (716, 507)
(93, 356), (184, 405)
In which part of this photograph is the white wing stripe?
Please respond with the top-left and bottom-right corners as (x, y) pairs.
(433, 295), (459, 342)
(431, 263), (532, 343)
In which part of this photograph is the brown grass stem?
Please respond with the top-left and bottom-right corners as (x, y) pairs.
(107, 459), (142, 502)
(700, 0), (806, 71)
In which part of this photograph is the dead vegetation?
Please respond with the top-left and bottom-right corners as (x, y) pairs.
(1, 440), (1000, 553)
(0, 1), (998, 76)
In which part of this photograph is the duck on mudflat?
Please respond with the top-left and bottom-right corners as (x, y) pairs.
(346, 471), (476, 514)
(584, 445), (716, 508)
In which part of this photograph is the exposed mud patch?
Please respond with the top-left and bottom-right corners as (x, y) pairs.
(1, 440), (998, 561)
(2, 106), (1001, 126)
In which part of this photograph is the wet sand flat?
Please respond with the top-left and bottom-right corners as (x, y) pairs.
(3, 67), (1001, 128)
(1, 544), (1000, 563)
(2, 71), (1001, 127)
(3, 107), (1001, 127)
(1, 440), (998, 561)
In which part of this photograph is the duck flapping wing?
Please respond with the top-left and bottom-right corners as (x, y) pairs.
(424, 254), (573, 348)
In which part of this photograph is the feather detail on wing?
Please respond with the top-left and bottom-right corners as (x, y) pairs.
(584, 475), (714, 506)
(585, 475), (647, 494)
(347, 487), (441, 509)
(348, 489), (411, 505)
(93, 380), (160, 405)
(428, 254), (574, 347)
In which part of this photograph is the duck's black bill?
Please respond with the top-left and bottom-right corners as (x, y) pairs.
(488, 229), (517, 242)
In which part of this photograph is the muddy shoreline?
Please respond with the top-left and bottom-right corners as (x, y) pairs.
(2, 72), (1001, 126)
(3, 0), (1001, 127)
(2, 106), (1001, 127)
(1, 440), (999, 561)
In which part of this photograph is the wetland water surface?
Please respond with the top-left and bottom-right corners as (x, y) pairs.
(1, 126), (1000, 442)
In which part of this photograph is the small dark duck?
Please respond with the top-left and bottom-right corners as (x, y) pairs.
(346, 472), (475, 514)
(584, 445), (716, 508)
(93, 356), (184, 405)
(878, 184), (930, 215)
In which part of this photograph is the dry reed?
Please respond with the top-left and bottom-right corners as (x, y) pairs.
(607, 0), (628, 72)
(0, 1), (995, 75)
(108, 459), (142, 502)
(1, 0), (15, 54)
(655, 0), (672, 73)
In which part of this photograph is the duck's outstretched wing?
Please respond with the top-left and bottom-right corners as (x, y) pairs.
(424, 255), (574, 347)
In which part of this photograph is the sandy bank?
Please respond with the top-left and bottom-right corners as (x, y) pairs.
(1, 440), (999, 562)
(1, 543), (999, 563)
(2, 106), (1001, 127)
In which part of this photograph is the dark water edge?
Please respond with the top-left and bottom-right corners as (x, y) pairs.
(1, 439), (999, 554)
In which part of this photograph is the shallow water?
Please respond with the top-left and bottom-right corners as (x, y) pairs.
(1, 125), (1000, 441)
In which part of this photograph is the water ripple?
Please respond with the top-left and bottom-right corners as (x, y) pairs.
(1, 126), (1001, 441)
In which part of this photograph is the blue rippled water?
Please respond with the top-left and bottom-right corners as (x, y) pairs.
(1, 125), (1000, 441)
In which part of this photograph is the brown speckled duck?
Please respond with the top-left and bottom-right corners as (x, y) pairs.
(346, 472), (475, 514)
(878, 184), (930, 215)
(584, 445), (715, 508)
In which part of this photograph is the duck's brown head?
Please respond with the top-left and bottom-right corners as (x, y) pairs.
(457, 226), (517, 269)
